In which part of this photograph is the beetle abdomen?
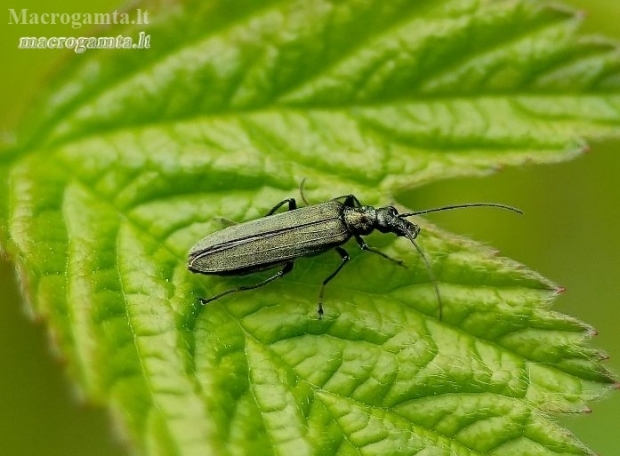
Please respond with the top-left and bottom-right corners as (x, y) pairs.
(188, 201), (351, 275)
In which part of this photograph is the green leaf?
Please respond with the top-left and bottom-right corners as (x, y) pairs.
(1, 1), (618, 455)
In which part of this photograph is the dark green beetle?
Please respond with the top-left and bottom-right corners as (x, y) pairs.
(188, 194), (520, 317)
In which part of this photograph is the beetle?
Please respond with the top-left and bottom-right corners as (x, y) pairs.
(188, 193), (520, 318)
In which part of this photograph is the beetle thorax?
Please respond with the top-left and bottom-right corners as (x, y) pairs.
(342, 205), (377, 235)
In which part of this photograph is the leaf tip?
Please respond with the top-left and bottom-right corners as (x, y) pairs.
(597, 351), (610, 362)
(574, 9), (588, 22)
(542, 2), (586, 24)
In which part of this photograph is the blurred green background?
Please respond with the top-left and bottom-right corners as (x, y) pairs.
(1, 1), (618, 455)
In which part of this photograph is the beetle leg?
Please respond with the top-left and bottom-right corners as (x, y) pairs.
(200, 262), (294, 305)
(333, 194), (362, 208)
(354, 235), (405, 267)
(317, 247), (350, 317)
(265, 198), (297, 216)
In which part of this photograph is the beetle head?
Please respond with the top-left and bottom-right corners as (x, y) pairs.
(375, 206), (421, 239)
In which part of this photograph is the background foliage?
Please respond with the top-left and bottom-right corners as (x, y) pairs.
(0, 0), (618, 454)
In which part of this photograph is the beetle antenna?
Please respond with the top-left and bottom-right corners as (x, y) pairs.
(405, 232), (443, 320)
(299, 178), (310, 206)
(400, 203), (522, 218)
